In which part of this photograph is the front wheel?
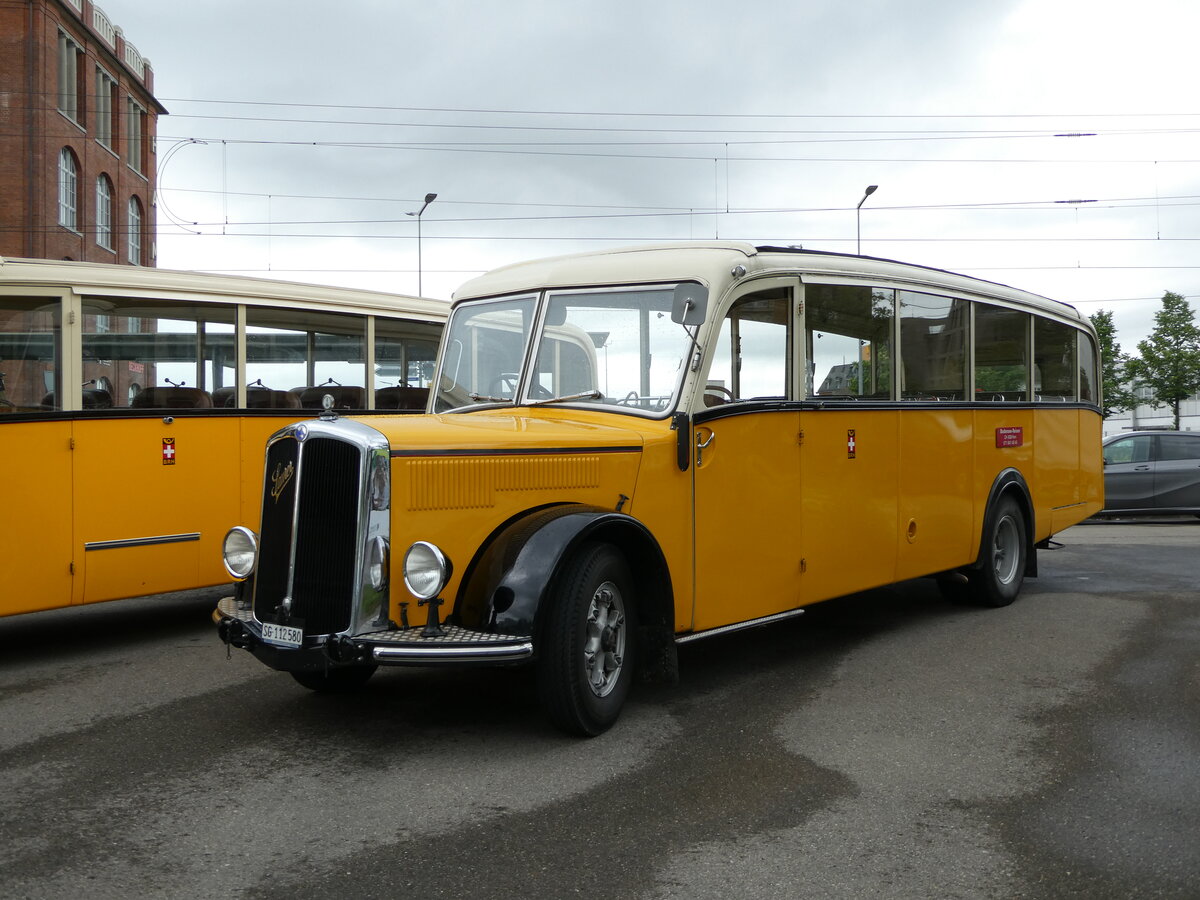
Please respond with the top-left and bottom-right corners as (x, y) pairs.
(291, 665), (377, 692)
(538, 543), (637, 736)
(966, 494), (1028, 607)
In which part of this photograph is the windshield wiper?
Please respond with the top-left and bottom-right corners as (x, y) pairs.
(529, 389), (602, 406)
(467, 392), (513, 404)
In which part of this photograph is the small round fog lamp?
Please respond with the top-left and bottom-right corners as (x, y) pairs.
(403, 541), (451, 600)
(222, 526), (259, 580)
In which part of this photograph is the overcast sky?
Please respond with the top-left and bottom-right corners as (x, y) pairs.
(95, 0), (1200, 349)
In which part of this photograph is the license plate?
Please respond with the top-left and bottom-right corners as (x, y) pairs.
(261, 621), (303, 648)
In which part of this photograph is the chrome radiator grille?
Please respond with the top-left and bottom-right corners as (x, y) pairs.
(253, 432), (363, 636)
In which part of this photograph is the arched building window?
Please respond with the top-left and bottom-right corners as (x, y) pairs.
(127, 196), (143, 264)
(96, 175), (114, 249)
(58, 148), (79, 230)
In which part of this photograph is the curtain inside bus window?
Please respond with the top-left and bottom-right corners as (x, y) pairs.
(82, 297), (235, 409)
(0, 297), (61, 412)
(973, 304), (1030, 401)
(246, 306), (366, 410)
(898, 291), (967, 401)
(1033, 317), (1077, 401)
(805, 285), (894, 399)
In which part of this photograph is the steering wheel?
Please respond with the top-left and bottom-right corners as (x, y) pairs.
(705, 385), (735, 401)
(617, 391), (641, 407)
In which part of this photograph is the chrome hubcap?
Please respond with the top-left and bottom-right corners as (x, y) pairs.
(992, 515), (1020, 585)
(583, 581), (626, 698)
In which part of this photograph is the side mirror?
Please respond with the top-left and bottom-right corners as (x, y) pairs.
(671, 283), (708, 326)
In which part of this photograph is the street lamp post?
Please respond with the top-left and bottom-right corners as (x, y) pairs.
(856, 184), (878, 255)
(407, 192), (437, 296)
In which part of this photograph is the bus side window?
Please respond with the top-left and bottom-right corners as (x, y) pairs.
(1078, 331), (1098, 403)
(974, 303), (1029, 401)
(899, 291), (967, 400)
(0, 298), (61, 413)
(806, 285), (895, 399)
(707, 288), (790, 405)
(1033, 317), (1077, 401)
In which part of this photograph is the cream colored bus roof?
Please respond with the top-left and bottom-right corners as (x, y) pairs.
(453, 242), (1087, 326)
(0, 256), (449, 322)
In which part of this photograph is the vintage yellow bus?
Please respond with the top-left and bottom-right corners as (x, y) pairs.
(214, 243), (1103, 735)
(0, 256), (446, 617)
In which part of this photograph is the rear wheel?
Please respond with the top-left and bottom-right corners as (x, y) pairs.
(538, 543), (637, 736)
(967, 494), (1028, 607)
(291, 665), (377, 692)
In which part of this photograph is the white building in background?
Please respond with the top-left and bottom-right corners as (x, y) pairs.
(1101, 387), (1200, 438)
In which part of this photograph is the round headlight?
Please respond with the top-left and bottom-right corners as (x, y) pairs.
(367, 536), (389, 591)
(222, 526), (259, 580)
(403, 541), (451, 600)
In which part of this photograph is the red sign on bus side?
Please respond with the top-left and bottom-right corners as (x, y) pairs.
(163, 438), (176, 465)
(995, 427), (1024, 448)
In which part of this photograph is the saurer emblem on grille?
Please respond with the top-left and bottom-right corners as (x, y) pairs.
(270, 461), (294, 503)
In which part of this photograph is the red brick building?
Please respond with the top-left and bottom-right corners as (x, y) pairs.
(0, 0), (166, 265)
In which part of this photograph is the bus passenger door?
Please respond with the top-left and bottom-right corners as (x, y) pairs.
(692, 281), (803, 631)
(72, 414), (242, 604)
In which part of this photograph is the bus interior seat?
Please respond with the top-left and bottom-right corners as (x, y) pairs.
(248, 389), (301, 409)
(41, 389), (113, 409)
(131, 387), (214, 409)
(297, 385), (364, 409)
(375, 386), (428, 410)
(213, 387), (301, 409)
(702, 383), (732, 408)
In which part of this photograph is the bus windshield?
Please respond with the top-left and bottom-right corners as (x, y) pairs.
(434, 286), (692, 415)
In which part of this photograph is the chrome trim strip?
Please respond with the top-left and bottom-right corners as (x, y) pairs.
(85, 532), (201, 551)
(675, 608), (806, 645)
(391, 445), (642, 458)
(372, 642), (534, 663)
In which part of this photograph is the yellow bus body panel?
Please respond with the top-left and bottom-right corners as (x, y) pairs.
(0, 420), (75, 616)
(0, 413), (306, 616)
(359, 408), (704, 632)
(356, 404), (1102, 637)
(691, 410), (805, 630)
(685, 405), (1102, 633)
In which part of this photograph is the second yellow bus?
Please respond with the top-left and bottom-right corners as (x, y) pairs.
(0, 257), (446, 617)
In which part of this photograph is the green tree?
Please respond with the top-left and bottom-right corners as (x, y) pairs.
(1124, 291), (1200, 430)
(1088, 309), (1135, 417)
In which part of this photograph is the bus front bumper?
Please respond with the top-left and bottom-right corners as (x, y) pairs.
(213, 596), (534, 672)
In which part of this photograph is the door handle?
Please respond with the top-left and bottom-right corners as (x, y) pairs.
(696, 429), (715, 466)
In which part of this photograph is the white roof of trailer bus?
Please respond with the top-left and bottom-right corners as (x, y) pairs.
(452, 242), (1088, 327)
(0, 256), (449, 322)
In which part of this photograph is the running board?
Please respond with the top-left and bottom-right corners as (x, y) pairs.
(676, 608), (806, 645)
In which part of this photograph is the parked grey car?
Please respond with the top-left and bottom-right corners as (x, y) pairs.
(1100, 430), (1200, 516)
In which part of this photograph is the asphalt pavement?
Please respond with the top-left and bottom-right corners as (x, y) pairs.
(1, 519), (1196, 899)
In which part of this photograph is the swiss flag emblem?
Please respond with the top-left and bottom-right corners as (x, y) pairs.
(162, 438), (176, 465)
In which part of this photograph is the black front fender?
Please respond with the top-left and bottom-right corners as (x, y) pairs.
(455, 504), (672, 641)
